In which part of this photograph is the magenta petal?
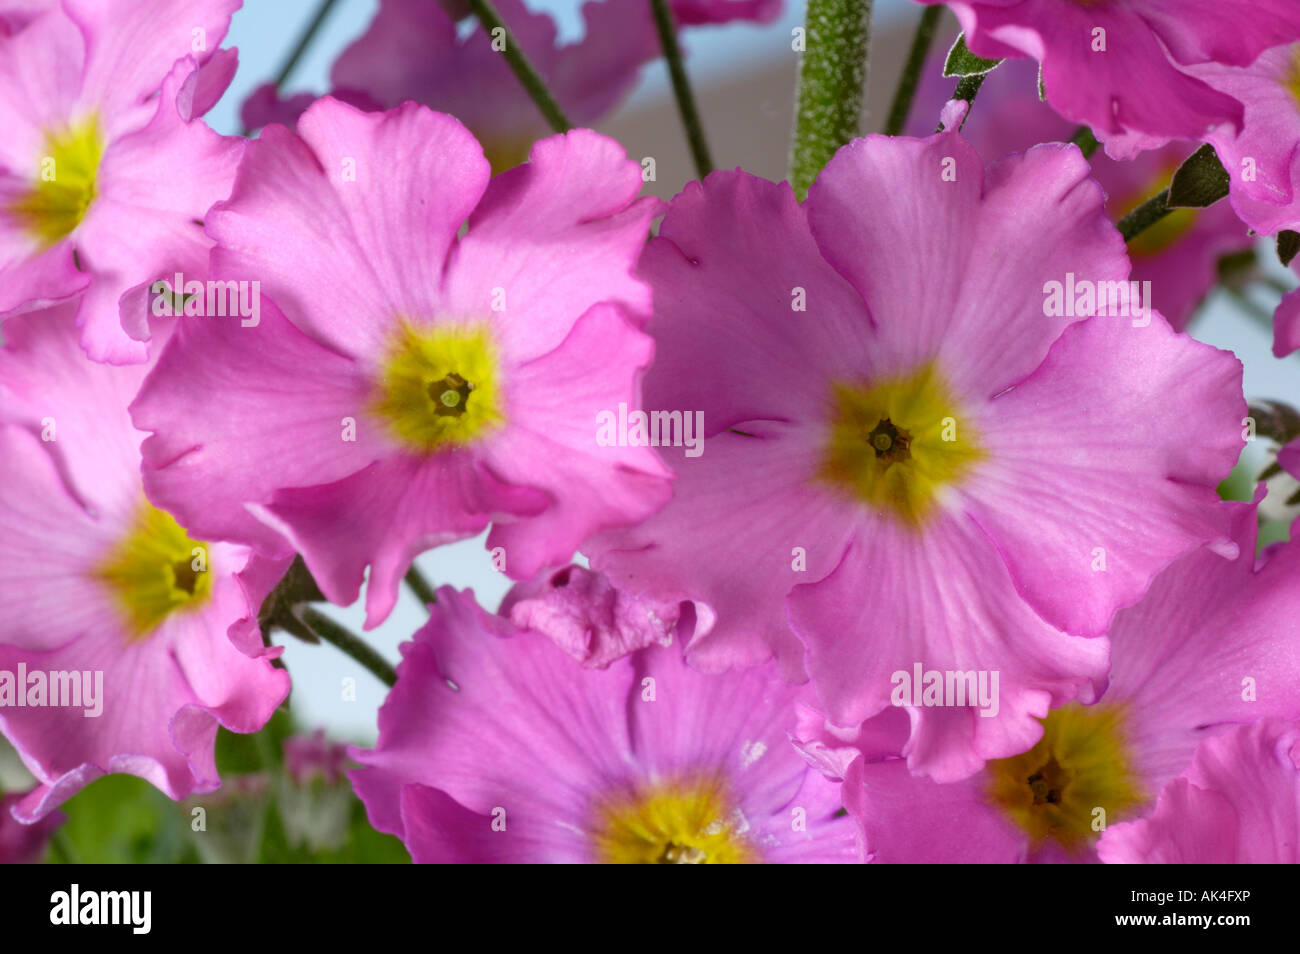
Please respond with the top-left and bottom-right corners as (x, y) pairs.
(1098, 719), (1300, 864)
(350, 588), (860, 863)
(206, 97), (490, 360)
(1106, 502), (1300, 794)
(255, 456), (545, 628)
(591, 422), (861, 680)
(62, 0), (239, 136)
(1138, 0), (1300, 68)
(0, 791), (63, 863)
(444, 129), (657, 365)
(641, 170), (872, 428)
(808, 134), (1127, 398)
(178, 45), (238, 121)
(935, 1), (1248, 157)
(133, 297), (386, 556)
(500, 565), (681, 669)
(962, 315), (1245, 637)
(672, 0), (780, 25)
(845, 758), (1026, 863)
(482, 303), (672, 580)
(790, 514), (1110, 781)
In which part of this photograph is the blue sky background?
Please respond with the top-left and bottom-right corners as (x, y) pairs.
(207, 1), (1300, 741)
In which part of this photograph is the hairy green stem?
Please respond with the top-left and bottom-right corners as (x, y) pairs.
(791, 0), (874, 200)
(936, 72), (985, 132)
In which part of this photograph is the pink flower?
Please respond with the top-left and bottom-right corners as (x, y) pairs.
(828, 502), (1300, 862)
(589, 130), (1246, 781)
(672, 0), (781, 25)
(0, 0), (244, 363)
(1277, 285), (1300, 358)
(0, 790), (62, 863)
(1280, 438), (1300, 480)
(132, 99), (671, 629)
(919, 0), (1300, 159)
(284, 729), (350, 786)
(908, 56), (1253, 331)
(1098, 718), (1300, 864)
(0, 0), (51, 36)
(0, 307), (290, 821)
(349, 587), (861, 863)
(245, 0), (660, 175)
(1184, 44), (1300, 236)
(500, 564), (709, 669)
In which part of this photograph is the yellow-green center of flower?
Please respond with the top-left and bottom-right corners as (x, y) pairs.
(590, 777), (757, 864)
(6, 116), (103, 247)
(94, 502), (214, 642)
(371, 320), (504, 452)
(985, 703), (1145, 852)
(818, 362), (982, 526)
(478, 136), (534, 176)
(1286, 44), (1300, 112)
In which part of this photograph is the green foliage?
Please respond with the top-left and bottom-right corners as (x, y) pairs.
(44, 708), (407, 864)
(1167, 144), (1231, 209)
(943, 33), (1002, 77)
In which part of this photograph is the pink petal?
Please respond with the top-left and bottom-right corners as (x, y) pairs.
(444, 129), (658, 366)
(962, 314), (1245, 637)
(808, 134), (1128, 398)
(481, 303), (673, 580)
(206, 97), (490, 361)
(789, 513), (1111, 781)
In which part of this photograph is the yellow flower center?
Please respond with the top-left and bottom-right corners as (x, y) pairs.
(985, 703), (1145, 852)
(94, 502), (214, 642)
(478, 136), (534, 176)
(818, 362), (983, 526)
(1287, 44), (1300, 112)
(370, 320), (504, 452)
(7, 116), (103, 247)
(590, 777), (758, 864)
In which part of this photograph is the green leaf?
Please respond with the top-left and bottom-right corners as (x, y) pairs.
(215, 706), (295, 774)
(1248, 400), (1300, 444)
(1278, 230), (1300, 267)
(1167, 144), (1230, 209)
(1216, 458), (1256, 503)
(943, 33), (1002, 77)
(51, 774), (199, 863)
(257, 789), (410, 864)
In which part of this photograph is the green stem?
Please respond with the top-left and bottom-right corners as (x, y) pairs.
(466, 0), (572, 133)
(883, 5), (941, 137)
(300, 607), (397, 688)
(650, 0), (714, 178)
(1260, 275), (1294, 296)
(1117, 189), (1171, 243)
(936, 73), (986, 132)
(273, 0), (344, 90)
(404, 564), (438, 608)
(1068, 125), (1100, 159)
(791, 0), (874, 200)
